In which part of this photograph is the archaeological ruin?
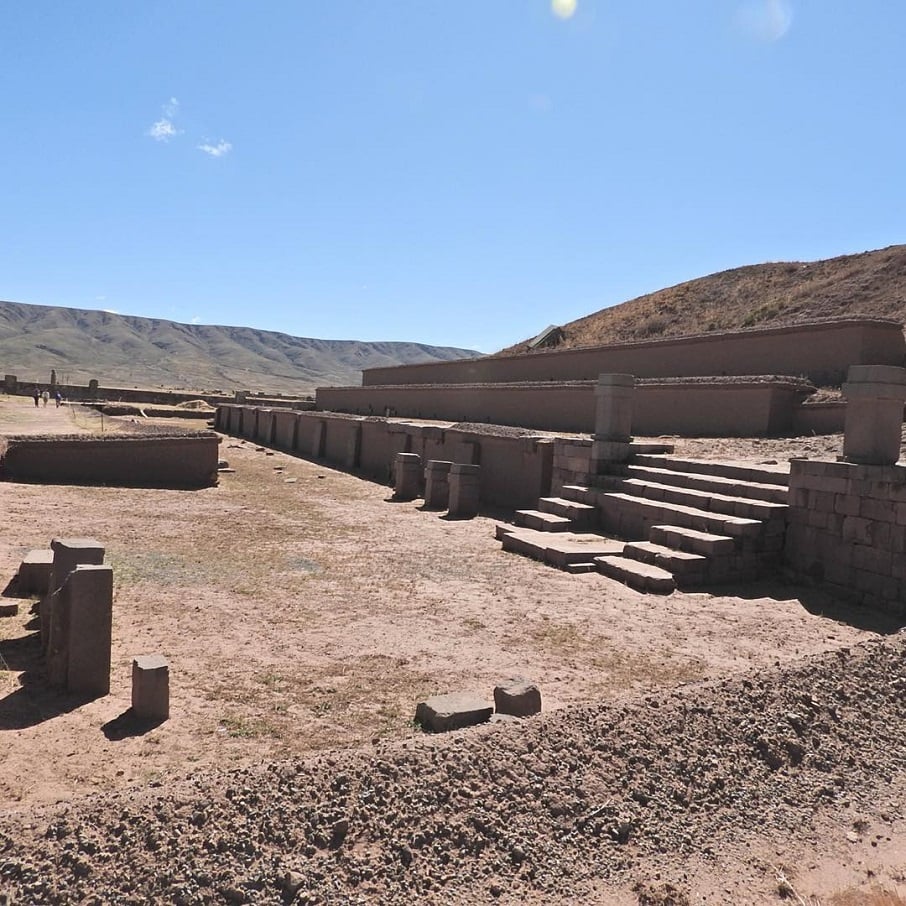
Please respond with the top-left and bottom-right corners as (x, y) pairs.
(216, 317), (906, 616)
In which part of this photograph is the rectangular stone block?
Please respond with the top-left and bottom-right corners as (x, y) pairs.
(834, 494), (861, 517)
(861, 497), (897, 523)
(448, 463), (481, 518)
(415, 691), (492, 733)
(393, 452), (422, 500)
(17, 549), (54, 596)
(423, 460), (453, 510)
(48, 564), (113, 697)
(132, 655), (170, 720)
(42, 538), (105, 651)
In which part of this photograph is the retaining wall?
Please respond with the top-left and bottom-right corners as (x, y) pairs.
(362, 319), (905, 388)
(784, 459), (906, 615)
(216, 407), (553, 508)
(316, 379), (812, 437)
(0, 433), (220, 488)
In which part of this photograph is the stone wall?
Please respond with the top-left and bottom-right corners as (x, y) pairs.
(216, 407), (554, 508)
(316, 378), (812, 437)
(784, 459), (906, 614)
(362, 319), (904, 388)
(0, 433), (220, 488)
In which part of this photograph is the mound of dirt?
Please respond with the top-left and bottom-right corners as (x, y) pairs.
(2, 633), (905, 903)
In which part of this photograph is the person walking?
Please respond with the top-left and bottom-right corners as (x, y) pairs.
(33, 389), (40, 407)
(55, 391), (62, 408)
(41, 389), (50, 407)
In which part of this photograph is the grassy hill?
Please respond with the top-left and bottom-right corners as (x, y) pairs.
(0, 301), (480, 395)
(499, 244), (906, 354)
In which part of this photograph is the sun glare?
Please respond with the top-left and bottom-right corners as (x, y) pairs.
(551, 0), (577, 21)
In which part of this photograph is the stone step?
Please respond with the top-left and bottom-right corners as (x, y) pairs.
(601, 492), (763, 541)
(500, 528), (623, 568)
(537, 496), (598, 527)
(625, 465), (789, 504)
(608, 478), (788, 523)
(648, 524), (736, 557)
(631, 454), (790, 488)
(622, 541), (708, 580)
(515, 510), (573, 532)
(560, 484), (605, 507)
(593, 555), (676, 594)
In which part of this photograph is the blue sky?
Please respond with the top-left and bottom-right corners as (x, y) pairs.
(1, 2), (903, 353)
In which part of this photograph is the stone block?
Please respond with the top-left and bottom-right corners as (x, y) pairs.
(833, 494), (861, 517)
(861, 497), (897, 523)
(423, 460), (453, 509)
(493, 678), (541, 718)
(842, 366), (906, 465)
(448, 463), (481, 518)
(17, 549), (54, 596)
(393, 452), (422, 500)
(132, 655), (170, 720)
(593, 373), (634, 442)
(48, 565), (113, 696)
(415, 692), (492, 732)
(42, 538), (105, 651)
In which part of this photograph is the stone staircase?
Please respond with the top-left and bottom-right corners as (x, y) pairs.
(500, 454), (790, 594)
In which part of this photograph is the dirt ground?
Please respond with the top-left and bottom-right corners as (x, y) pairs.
(1, 395), (905, 903)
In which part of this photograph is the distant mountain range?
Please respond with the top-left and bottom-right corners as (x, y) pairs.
(0, 301), (481, 395)
(500, 244), (906, 354)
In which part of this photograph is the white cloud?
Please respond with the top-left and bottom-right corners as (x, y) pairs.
(197, 139), (232, 158)
(148, 118), (178, 141)
(147, 97), (182, 142)
(191, 316), (201, 324)
(101, 308), (119, 314)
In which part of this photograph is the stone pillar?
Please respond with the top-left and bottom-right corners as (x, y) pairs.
(42, 538), (105, 652)
(132, 655), (170, 720)
(448, 463), (481, 517)
(591, 374), (635, 471)
(88, 378), (99, 397)
(394, 453), (422, 500)
(3, 374), (16, 394)
(842, 365), (906, 465)
(424, 460), (453, 509)
(49, 565), (113, 696)
(344, 423), (362, 470)
(312, 420), (327, 458)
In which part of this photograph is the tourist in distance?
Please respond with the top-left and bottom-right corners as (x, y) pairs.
(55, 391), (62, 408)
(33, 389), (40, 407)
(41, 389), (50, 406)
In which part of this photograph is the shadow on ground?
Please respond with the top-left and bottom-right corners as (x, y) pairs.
(0, 631), (98, 729)
(101, 708), (165, 740)
(699, 577), (906, 634)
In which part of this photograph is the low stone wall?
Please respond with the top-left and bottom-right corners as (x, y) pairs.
(216, 407), (553, 508)
(791, 401), (847, 435)
(363, 318), (905, 388)
(0, 433), (220, 488)
(784, 459), (906, 614)
(316, 378), (812, 437)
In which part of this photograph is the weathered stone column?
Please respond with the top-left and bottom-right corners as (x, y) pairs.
(42, 537), (105, 652)
(132, 655), (170, 720)
(424, 460), (453, 509)
(448, 463), (481, 517)
(393, 452), (422, 500)
(842, 365), (906, 465)
(591, 374), (635, 471)
(48, 564), (113, 696)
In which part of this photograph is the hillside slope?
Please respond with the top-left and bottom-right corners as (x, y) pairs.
(0, 301), (480, 394)
(500, 244), (906, 354)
